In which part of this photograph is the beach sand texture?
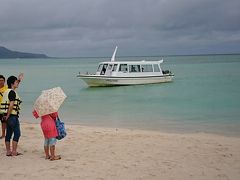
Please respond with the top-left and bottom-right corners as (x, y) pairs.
(0, 123), (239, 180)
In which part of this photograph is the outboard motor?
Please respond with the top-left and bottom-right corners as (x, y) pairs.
(162, 70), (170, 74)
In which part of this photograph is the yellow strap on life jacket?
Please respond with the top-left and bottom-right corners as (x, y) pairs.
(0, 89), (22, 115)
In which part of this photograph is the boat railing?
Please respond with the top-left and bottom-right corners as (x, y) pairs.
(77, 72), (96, 76)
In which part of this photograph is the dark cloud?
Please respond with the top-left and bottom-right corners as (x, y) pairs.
(0, 0), (240, 57)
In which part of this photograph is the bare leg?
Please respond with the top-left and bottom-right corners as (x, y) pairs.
(44, 145), (50, 159)
(5, 141), (11, 156)
(11, 140), (18, 156)
(50, 145), (55, 158)
(1, 122), (6, 138)
(50, 145), (61, 161)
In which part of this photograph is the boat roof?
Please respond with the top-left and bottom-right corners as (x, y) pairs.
(99, 60), (163, 64)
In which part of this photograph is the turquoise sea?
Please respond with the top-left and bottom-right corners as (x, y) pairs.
(1, 54), (240, 136)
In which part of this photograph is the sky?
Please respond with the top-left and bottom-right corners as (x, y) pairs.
(0, 0), (240, 57)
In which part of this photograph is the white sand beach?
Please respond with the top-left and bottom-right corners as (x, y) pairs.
(0, 122), (240, 180)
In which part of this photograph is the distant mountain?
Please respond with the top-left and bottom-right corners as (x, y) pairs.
(0, 46), (48, 58)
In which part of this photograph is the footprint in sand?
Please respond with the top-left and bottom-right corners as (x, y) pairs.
(217, 174), (229, 180)
(31, 149), (39, 153)
(26, 126), (35, 130)
(65, 158), (76, 162)
(14, 173), (26, 178)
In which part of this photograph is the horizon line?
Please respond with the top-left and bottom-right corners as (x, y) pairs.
(49, 52), (240, 59)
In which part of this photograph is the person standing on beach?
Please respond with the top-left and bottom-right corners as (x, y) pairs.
(0, 75), (23, 156)
(0, 73), (23, 139)
(32, 110), (61, 161)
(0, 75), (8, 139)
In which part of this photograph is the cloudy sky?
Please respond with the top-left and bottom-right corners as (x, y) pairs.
(0, 0), (240, 57)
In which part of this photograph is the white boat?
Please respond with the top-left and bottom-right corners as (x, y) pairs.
(77, 47), (174, 87)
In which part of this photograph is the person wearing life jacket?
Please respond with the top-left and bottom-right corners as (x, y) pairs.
(0, 75), (23, 156)
(0, 75), (8, 139)
(0, 73), (23, 139)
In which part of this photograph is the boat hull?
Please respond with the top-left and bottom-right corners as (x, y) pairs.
(78, 74), (174, 87)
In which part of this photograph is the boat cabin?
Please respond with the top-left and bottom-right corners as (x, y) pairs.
(96, 60), (164, 77)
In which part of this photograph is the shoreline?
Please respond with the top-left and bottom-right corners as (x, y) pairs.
(22, 117), (240, 138)
(0, 122), (240, 179)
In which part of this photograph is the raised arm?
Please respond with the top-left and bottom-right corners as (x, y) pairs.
(18, 73), (24, 82)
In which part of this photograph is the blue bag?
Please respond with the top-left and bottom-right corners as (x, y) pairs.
(55, 116), (66, 140)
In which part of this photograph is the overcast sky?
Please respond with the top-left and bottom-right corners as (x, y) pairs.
(0, 0), (240, 57)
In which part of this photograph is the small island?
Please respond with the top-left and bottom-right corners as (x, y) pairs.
(0, 46), (48, 58)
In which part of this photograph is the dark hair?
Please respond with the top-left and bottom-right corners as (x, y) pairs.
(0, 75), (5, 81)
(7, 76), (17, 88)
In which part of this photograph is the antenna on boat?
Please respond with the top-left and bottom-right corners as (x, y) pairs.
(111, 46), (118, 62)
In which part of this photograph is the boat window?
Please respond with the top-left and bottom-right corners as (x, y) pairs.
(153, 64), (160, 72)
(97, 64), (103, 72)
(107, 64), (113, 71)
(100, 64), (108, 75)
(112, 64), (118, 72)
(141, 64), (153, 72)
(119, 64), (128, 72)
(129, 65), (140, 73)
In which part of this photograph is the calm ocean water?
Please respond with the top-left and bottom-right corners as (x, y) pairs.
(1, 54), (240, 136)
